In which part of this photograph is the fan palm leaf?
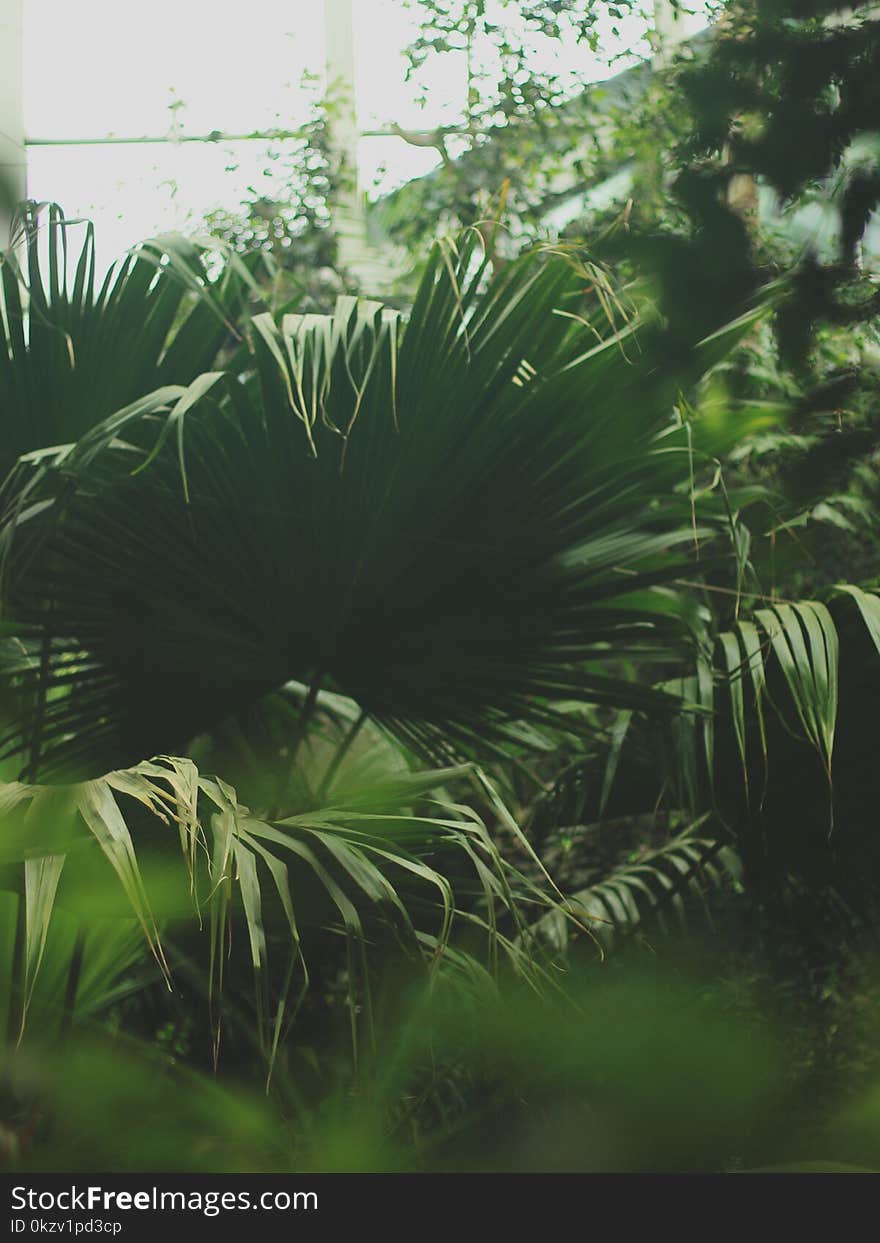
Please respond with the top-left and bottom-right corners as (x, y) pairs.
(0, 232), (758, 779)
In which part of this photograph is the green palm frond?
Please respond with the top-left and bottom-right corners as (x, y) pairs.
(710, 586), (880, 801)
(0, 231), (760, 779)
(524, 584), (880, 939)
(0, 889), (147, 1042)
(0, 202), (263, 479)
(1, 749), (551, 1061)
(536, 817), (741, 952)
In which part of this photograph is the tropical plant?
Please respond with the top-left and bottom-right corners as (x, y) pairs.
(534, 578), (880, 953)
(7, 0), (880, 1183)
(0, 203), (265, 482)
(0, 209), (771, 1068)
(0, 226), (750, 781)
(0, 739), (554, 1073)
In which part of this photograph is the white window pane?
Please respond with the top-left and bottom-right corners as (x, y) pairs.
(24, 1), (325, 141)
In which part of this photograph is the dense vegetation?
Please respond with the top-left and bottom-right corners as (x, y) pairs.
(2, 0), (880, 1173)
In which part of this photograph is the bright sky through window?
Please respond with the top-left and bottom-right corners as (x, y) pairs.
(23, 0), (709, 263)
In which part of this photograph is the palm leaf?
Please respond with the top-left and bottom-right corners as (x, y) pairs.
(0, 202), (263, 481)
(0, 232), (759, 779)
(708, 586), (880, 799)
(536, 817), (741, 952)
(0, 749), (550, 1059)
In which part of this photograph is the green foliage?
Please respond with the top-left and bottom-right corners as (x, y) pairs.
(0, 741), (558, 1074)
(0, 204), (264, 482)
(539, 815), (742, 950)
(7, 959), (880, 1174)
(380, 1), (650, 255)
(0, 226), (750, 780)
(6, 0), (880, 1163)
